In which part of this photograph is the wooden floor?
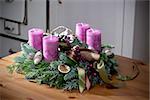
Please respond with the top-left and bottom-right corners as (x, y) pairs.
(0, 52), (149, 100)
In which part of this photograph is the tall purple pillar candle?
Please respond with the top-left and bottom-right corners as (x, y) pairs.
(76, 23), (90, 43)
(28, 28), (44, 51)
(43, 35), (59, 62)
(86, 28), (101, 53)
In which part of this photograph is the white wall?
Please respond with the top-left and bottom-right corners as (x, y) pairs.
(0, 0), (46, 40)
(50, 0), (124, 55)
(0, 0), (46, 57)
(0, 1), (1, 16)
(122, 0), (136, 58)
(133, 1), (149, 64)
(0, 37), (21, 57)
(0, 1), (2, 33)
(1, 0), (148, 62)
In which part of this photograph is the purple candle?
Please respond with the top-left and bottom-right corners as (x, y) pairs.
(43, 35), (59, 62)
(86, 28), (101, 53)
(76, 23), (90, 43)
(28, 28), (44, 51)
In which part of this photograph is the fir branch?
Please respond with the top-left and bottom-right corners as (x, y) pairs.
(116, 74), (132, 81)
(25, 71), (38, 79)
(55, 74), (65, 89)
(14, 56), (26, 63)
(49, 60), (63, 70)
(7, 63), (22, 74)
(48, 79), (56, 87)
(64, 79), (78, 90)
(59, 52), (77, 66)
(34, 61), (49, 69)
(64, 68), (78, 81)
(7, 65), (16, 74)
(21, 43), (36, 55)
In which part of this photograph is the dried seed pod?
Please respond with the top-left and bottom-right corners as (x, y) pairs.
(58, 64), (71, 73)
(27, 53), (35, 60)
(34, 51), (42, 64)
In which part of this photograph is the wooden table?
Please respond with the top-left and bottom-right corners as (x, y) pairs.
(0, 52), (149, 100)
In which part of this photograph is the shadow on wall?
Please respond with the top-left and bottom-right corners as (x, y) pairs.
(133, 0), (149, 64)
